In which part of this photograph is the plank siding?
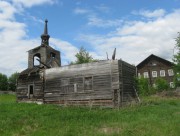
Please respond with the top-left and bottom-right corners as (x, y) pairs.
(119, 60), (136, 105)
(44, 60), (119, 107)
(17, 74), (43, 100)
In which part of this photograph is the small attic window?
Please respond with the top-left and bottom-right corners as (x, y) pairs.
(152, 63), (157, 66)
(50, 52), (56, 58)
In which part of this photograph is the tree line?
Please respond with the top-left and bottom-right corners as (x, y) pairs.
(0, 72), (19, 91)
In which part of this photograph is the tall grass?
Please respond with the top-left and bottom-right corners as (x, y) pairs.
(0, 94), (180, 136)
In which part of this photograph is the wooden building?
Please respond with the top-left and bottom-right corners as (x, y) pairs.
(17, 20), (137, 108)
(17, 20), (61, 101)
(137, 54), (175, 88)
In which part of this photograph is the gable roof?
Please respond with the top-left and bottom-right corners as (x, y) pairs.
(27, 44), (59, 54)
(137, 54), (174, 69)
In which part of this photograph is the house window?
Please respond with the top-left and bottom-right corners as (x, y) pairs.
(84, 77), (93, 90)
(160, 70), (165, 77)
(143, 72), (149, 78)
(170, 82), (175, 88)
(168, 69), (174, 76)
(138, 73), (141, 78)
(152, 71), (157, 77)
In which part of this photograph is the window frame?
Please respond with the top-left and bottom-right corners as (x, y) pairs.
(160, 70), (165, 77)
(152, 71), (157, 78)
(168, 69), (174, 76)
(143, 72), (149, 78)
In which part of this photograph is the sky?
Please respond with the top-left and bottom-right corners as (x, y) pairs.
(0, 0), (180, 76)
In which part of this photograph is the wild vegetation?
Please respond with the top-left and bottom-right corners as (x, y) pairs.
(0, 94), (179, 136)
(0, 72), (18, 91)
(173, 32), (180, 87)
(70, 47), (97, 64)
(135, 77), (171, 96)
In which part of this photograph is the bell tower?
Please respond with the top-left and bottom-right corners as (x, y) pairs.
(28, 19), (61, 68)
(41, 19), (50, 46)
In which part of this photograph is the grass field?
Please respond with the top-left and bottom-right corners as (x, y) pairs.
(0, 94), (180, 136)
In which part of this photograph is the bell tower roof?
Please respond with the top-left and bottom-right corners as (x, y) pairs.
(41, 19), (50, 46)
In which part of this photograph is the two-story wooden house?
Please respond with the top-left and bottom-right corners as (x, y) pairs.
(137, 54), (174, 88)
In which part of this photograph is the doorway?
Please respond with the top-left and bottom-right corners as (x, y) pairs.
(28, 85), (34, 98)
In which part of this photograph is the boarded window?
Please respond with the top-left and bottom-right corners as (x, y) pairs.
(84, 77), (93, 90)
(61, 79), (69, 86)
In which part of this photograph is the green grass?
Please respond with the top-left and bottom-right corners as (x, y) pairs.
(0, 94), (180, 136)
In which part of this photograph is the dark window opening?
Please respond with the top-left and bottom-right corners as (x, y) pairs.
(33, 53), (41, 66)
(50, 52), (56, 58)
(84, 77), (93, 90)
(29, 85), (34, 94)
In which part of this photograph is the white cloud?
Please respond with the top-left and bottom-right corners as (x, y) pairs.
(50, 38), (79, 65)
(74, 8), (90, 15)
(133, 9), (166, 18)
(77, 9), (180, 65)
(0, 1), (16, 20)
(0, 0), (76, 76)
(74, 6), (121, 28)
(12, 0), (57, 8)
(95, 5), (110, 13)
(87, 16), (123, 28)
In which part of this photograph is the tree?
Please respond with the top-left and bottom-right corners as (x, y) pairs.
(173, 32), (180, 87)
(0, 73), (8, 91)
(8, 72), (19, 91)
(71, 47), (97, 64)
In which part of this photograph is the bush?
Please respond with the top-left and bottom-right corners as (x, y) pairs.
(135, 77), (151, 96)
(154, 78), (169, 92)
(0, 73), (8, 91)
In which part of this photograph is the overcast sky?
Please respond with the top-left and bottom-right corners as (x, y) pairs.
(0, 0), (180, 76)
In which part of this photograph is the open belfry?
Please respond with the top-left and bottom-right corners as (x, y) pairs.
(17, 20), (137, 108)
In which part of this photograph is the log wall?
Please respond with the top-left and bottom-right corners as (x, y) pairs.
(119, 60), (136, 105)
(44, 60), (119, 107)
(17, 73), (43, 101)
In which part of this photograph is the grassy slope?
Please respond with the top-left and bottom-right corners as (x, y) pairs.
(0, 94), (180, 136)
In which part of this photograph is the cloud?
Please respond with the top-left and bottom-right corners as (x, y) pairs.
(0, 1), (16, 20)
(77, 9), (180, 65)
(95, 4), (110, 13)
(50, 38), (79, 65)
(132, 9), (166, 18)
(74, 8), (91, 15)
(74, 6), (121, 28)
(0, 0), (76, 76)
(87, 16), (123, 28)
(12, 0), (57, 8)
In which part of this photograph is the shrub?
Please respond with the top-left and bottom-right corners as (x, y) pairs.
(154, 78), (169, 92)
(135, 77), (151, 96)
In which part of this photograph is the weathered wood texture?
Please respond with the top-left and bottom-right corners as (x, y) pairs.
(44, 60), (119, 107)
(44, 60), (136, 107)
(17, 73), (44, 100)
(119, 60), (136, 105)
